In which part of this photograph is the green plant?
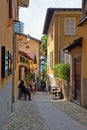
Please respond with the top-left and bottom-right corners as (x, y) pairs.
(25, 71), (32, 86)
(20, 57), (29, 65)
(42, 63), (47, 83)
(53, 63), (70, 81)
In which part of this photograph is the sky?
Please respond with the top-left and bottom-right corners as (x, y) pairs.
(19, 0), (82, 40)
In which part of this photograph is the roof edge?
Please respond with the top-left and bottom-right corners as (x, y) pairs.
(43, 7), (82, 34)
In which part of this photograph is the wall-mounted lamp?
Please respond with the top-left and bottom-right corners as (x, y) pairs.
(26, 34), (30, 48)
(27, 34), (30, 42)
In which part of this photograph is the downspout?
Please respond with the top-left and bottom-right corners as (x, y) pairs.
(58, 14), (60, 63)
(12, 31), (16, 110)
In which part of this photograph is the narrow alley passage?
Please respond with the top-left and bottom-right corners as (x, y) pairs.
(4, 92), (87, 130)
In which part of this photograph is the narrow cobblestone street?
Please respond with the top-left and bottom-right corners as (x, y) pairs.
(4, 92), (87, 130)
(4, 93), (49, 130)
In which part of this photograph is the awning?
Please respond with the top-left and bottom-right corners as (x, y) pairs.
(26, 52), (36, 60)
(19, 51), (32, 60)
(19, 51), (36, 63)
(78, 15), (87, 26)
(63, 37), (82, 53)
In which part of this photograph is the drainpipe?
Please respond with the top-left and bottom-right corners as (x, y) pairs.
(11, 32), (16, 111)
(58, 14), (60, 63)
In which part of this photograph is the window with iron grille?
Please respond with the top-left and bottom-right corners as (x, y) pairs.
(64, 18), (75, 35)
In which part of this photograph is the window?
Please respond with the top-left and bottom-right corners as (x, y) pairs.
(50, 51), (53, 69)
(8, 53), (12, 75)
(1, 46), (9, 78)
(64, 53), (70, 64)
(64, 18), (75, 35)
(1, 46), (12, 78)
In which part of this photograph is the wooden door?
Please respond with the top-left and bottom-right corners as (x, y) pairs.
(74, 57), (81, 104)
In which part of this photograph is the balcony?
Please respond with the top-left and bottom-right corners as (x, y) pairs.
(13, 20), (24, 34)
(18, 0), (29, 8)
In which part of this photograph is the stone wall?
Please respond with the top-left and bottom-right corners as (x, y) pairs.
(47, 74), (70, 100)
(55, 77), (70, 100)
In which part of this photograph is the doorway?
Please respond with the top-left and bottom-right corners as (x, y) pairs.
(74, 56), (81, 104)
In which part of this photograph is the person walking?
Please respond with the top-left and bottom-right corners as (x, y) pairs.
(18, 80), (24, 99)
(18, 80), (27, 100)
(27, 85), (31, 100)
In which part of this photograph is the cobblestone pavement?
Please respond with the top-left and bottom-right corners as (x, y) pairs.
(51, 99), (87, 126)
(4, 96), (50, 130)
(4, 92), (87, 130)
(35, 92), (87, 126)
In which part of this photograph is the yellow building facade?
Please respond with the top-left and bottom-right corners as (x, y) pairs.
(17, 34), (41, 92)
(0, 0), (29, 128)
(43, 8), (82, 89)
(64, 0), (87, 107)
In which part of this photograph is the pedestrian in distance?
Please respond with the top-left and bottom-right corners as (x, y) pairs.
(27, 85), (32, 100)
(18, 80), (26, 99)
(18, 80), (31, 100)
